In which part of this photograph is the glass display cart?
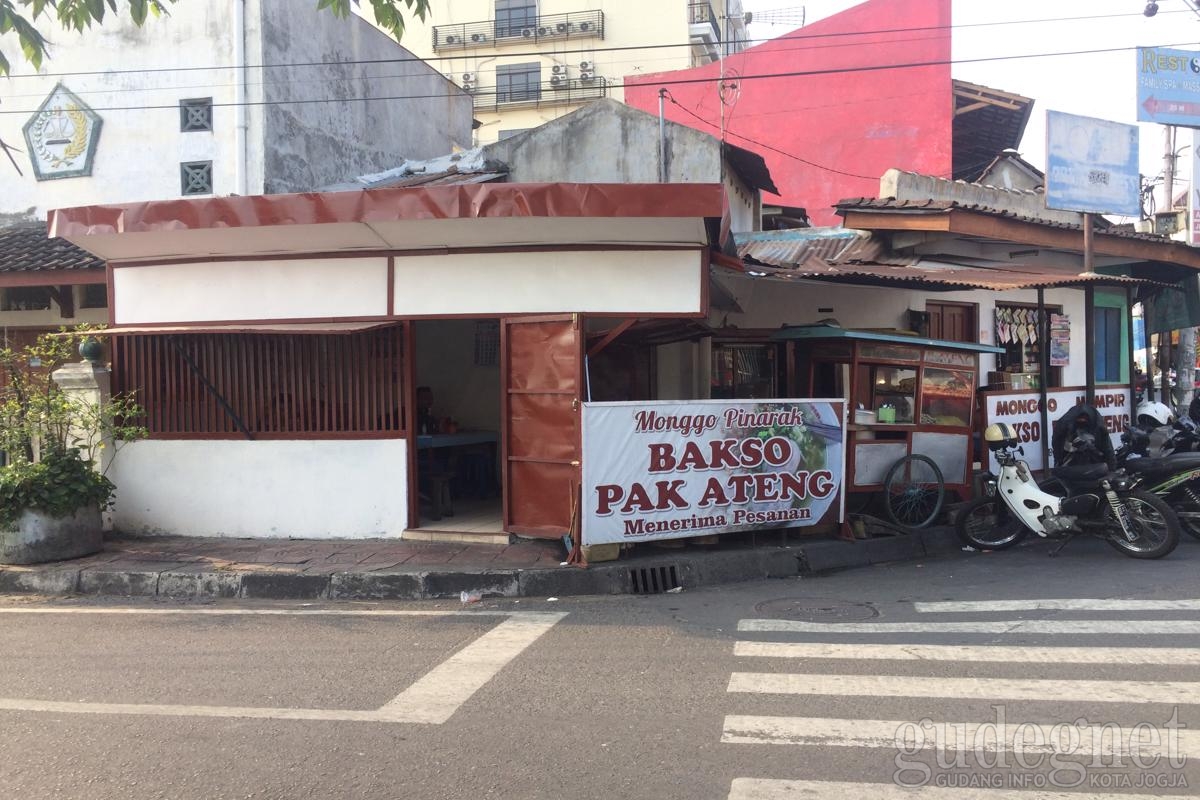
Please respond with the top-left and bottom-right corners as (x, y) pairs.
(775, 325), (1005, 528)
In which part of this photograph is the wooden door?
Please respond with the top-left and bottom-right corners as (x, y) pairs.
(927, 302), (976, 343)
(501, 315), (583, 538)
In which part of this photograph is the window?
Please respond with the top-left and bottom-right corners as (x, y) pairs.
(1094, 306), (1122, 383)
(179, 98), (213, 132)
(80, 284), (108, 309)
(711, 344), (777, 399)
(495, 0), (537, 38)
(2, 286), (52, 311)
(496, 62), (541, 103)
(180, 161), (213, 195)
(473, 320), (499, 367)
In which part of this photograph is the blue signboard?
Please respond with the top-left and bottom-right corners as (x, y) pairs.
(1137, 46), (1200, 127)
(1045, 110), (1140, 217)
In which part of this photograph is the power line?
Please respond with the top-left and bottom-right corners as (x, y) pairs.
(4, 38), (1198, 116)
(1, 7), (1189, 80)
(665, 91), (879, 181)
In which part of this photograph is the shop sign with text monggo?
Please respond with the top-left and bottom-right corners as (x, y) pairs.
(582, 400), (846, 545)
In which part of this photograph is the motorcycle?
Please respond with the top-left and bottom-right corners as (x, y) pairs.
(1118, 417), (1200, 541)
(956, 423), (1181, 559)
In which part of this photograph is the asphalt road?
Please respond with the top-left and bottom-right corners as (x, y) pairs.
(3, 535), (1200, 800)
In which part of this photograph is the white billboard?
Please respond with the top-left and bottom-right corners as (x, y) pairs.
(1046, 110), (1140, 217)
(581, 399), (846, 546)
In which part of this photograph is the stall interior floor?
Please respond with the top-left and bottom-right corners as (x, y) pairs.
(413, 498), (504, 537)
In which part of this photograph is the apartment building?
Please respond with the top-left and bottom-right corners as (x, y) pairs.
(399, 1), (748, 143)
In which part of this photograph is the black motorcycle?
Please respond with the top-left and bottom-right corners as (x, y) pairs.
(1118, 418), (1200, 540)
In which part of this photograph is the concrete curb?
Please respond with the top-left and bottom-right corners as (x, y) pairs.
(0, 528), (960, 601)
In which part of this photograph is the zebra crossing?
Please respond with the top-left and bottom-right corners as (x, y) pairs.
(722, 598), (1200, 799)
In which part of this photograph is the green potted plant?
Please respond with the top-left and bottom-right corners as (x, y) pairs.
(0, 328), (146, 565)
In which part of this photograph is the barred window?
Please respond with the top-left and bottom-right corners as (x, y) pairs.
(113, 327), (406, 438)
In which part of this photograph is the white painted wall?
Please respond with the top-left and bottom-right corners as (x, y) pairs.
(712, 273), (1092, 387)
(113, 257), (389, 323)
(0, 3), (241, 222)
(109, 439), (408, 538)
(393, 249), (703, 315)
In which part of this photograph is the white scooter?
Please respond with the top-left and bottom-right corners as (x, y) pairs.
(955, 423), (1180, 559)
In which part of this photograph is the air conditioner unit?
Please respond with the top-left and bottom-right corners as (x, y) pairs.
(538, 26), (552, 36)
(471, 32), (487, 43)
(579, 60), (594, 71)
(578, 21), (593, 32)
(579, 61), (596, 83)
(556, 22), (570, 33)
(550, 75), (566, 88)
(445, 34), (459, 44)
(521, 28), (535, 37)
(462, 72), (475, 83)
(551, 64), (566, 75)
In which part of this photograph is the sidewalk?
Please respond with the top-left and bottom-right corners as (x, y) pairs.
(0, 527), (962, 601)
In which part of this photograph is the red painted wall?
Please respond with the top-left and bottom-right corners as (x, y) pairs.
(624, 0), (952, 226)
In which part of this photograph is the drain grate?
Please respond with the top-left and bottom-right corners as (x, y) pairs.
(753, 597), (879, 622)
(630, 565), (681, 594)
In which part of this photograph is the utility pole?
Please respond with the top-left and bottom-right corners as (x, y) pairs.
(1165, 124), (1197, 409)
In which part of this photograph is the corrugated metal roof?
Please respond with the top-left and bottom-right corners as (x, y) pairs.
(836, 196), (1169, 242)
(737, 259), (1168, 291)
(0, 224), (104, 273)
(735, 227), (916, 267)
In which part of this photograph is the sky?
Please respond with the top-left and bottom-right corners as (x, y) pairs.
(741, 0), (1200, 212)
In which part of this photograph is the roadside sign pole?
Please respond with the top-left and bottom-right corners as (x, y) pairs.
(1084, 213), (1097, 406)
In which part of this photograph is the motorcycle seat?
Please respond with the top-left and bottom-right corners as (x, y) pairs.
(1125, 453), (1200, 474)
(1050, 463), (1110, 482)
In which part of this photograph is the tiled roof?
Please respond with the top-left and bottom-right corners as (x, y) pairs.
(0, 223), (105, 273)
(836, 197), (1170, 242)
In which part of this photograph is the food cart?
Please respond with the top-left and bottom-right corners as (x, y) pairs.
(775, 325), (1005, 527)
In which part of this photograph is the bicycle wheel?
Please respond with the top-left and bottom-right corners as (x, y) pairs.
(883, 454), (945, 529)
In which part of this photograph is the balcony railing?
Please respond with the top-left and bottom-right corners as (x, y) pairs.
(470, 76), (609, 113)
(434, 10), (604, 51)
(688, 2), (721, 42)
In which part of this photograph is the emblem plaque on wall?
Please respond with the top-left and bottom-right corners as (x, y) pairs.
(22, 84), (103, 181)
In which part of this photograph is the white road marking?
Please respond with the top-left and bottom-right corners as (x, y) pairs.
(377, 613), (565, 724)
(733, 640), (1200, 664)
(727, 672), (1200, 705)
(0, 610), (567, 724)
(738, 619), (1200, 634)
(727, 778), (1191, 800)
(721, 715), (1200, 756)
(0, 607), (492, 617)
(914, 599), (1200, 613)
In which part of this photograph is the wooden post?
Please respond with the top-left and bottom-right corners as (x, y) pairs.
(1037, 288), (1051, 472)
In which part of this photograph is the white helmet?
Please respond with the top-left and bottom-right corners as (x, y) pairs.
(1136, 400), (1175, 427)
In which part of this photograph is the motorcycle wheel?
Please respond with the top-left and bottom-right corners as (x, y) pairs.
(1104, 490), (1181, 559)
(1172, 487), (1200, 541)
(954, 496), (1028, 551)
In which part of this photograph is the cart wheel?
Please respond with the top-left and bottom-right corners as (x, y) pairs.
(883, 454), (945, 530)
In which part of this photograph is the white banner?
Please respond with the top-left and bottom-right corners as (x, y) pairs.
(581, 400), (846, 546)
(982, 387), (1131, 472)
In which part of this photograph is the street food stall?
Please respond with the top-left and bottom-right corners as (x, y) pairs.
(776, 325), (1004, 526)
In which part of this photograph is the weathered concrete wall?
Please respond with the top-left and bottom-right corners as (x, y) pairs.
(881, 170), (1078, 225)
(482, 99), (720, 185)
(260, 0), (474, 194)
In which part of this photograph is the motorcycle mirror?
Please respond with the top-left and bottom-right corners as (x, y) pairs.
(1018, 446), (1025, 455)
